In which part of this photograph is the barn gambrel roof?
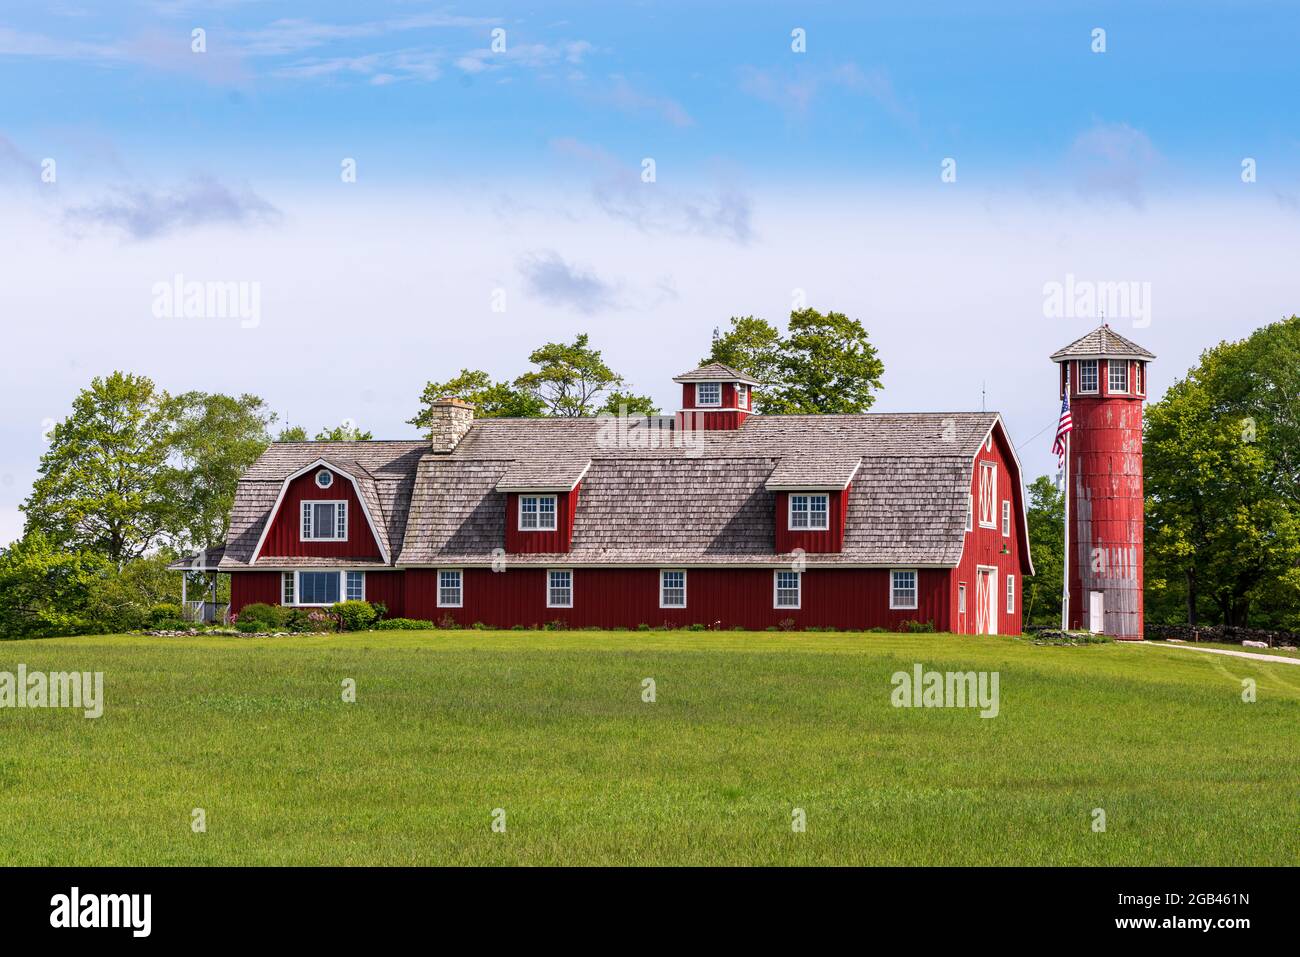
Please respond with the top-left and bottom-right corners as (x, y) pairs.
(220, 412), (1027, 572)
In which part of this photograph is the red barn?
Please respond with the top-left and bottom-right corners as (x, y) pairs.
(219, 362), (1034, 633)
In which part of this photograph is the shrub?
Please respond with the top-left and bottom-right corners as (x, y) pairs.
(372, 617), (436, 630)
(371, 601), (388, 621)
(436, 613), (459, 630)
(636, 623), (651, 631)
(900, 619), (936, 633)
(777, 617), (797, 631)
(331, 600), (377, 632)
(543, 618), (567, 631)
(238, 603), (287, 630)
(866, 626), (889, 633)
(235, 619), (261, 633)
(510, 624), (527, 631)
(471, 621), (489, 630)
(146, 603), (184, 627)
(687, 623), (706, 631)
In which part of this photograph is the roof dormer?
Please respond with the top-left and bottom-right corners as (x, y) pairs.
(672, 362), (760, 431)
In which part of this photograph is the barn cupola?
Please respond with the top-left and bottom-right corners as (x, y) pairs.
(672, 362), (761, 431)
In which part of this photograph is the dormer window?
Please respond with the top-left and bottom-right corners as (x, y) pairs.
(695, 382), (722, 406)
(301, 500), (347, 541)
(315, 469), (334, 489)
(736, 384), (749, 408)
(519, 494), (557, 531)
(789, 493), (829, 530)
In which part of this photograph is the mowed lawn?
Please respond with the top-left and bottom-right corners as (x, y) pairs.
(0, 631), (1296, 866)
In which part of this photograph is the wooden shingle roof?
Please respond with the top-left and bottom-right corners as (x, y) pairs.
(1050, 324), (1155, 361)
(671, 361), (762, 386)
(222, 412), (1009, 569)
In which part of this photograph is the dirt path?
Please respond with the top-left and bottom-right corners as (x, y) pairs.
(1137, 642), (1300, 665)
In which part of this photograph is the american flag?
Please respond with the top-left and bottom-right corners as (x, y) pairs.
(1052, 371), (1073, 466)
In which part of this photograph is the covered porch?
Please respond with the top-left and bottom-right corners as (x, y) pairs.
(167, 545), (230, 624)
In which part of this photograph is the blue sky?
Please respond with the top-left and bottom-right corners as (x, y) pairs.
(1, 1), (1299, 544)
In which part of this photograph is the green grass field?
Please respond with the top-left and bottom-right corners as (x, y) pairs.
(1, 630), (1296, 866)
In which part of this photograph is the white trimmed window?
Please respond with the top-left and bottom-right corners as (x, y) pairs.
(958, 582), (967, 614)
(890, 569), (918, 610)
(1078, 359), (1099, 393)
(298, 570), (341, 605)
(966, 494), (973, 532)
(346, 570), (365, 602)
(282, 572), (295, 605)
(695, 382), (722, 407)
(519, 494), (557, 531)
(978, 463), (997, 528)
(789, 493), (830, 530)
(1001, 500), (1011, 537)
(1108, 360), (1129, 394)
(736, 384), (749, 408)
(437, 569), (463, 608)
(660, 570), (686, 608)
(301, 500), (347, 541)
(547, 569), (573, 608)
(1006, 574), (1015, 614)
(1135, 362), (1145, 397)
(774, 570), (801, 609)
(315, 469), (334, 489)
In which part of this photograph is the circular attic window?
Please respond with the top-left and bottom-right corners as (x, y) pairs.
(315, 469), (334, 489)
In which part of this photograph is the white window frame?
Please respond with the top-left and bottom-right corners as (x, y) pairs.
(695, 382), (722, 407)
(773, 570), (801, 609)
(978, 463), (997, 529)
(293, 570), (344, 607)
(788, 493), (830, 531)
(1006, 574), (1015, 614)
(345, 570), (365, 602)
(1108, 360), (1129, 394)
(1001, 500), (1011, 537)
(547, 569), (573, 609)
(1078, 359), (1099, 394)
(1135, 361), (1145, 397)
(958, 582), (967, 615)
(437, 568), (463, 608)
(966, 494), (973, 532)
(735, 384), (749, 408)
(518, 494), (558, 531)
(315, 469), (334, 489)
(301, 500), (348, 542)
(659, 569), (687, 608)
(890, 569), (918, 610)
(282, 571), (295, 605)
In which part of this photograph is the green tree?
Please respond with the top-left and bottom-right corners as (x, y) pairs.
(0, 532), (108, 639)
(314, 423), (374, 441)
(1024, 475), (1065, 626)
(23, 372), (176, 566)
(700, 309), (884, 414)
(408, 369), (544, 431)
(514, 334), (629, 417)
(166, 392), (276, 549)
(276, 425), (309, 442)
(701, 316), (783, 387)
(1145, 316), (1300, 628)
(597, 390), (661, 417)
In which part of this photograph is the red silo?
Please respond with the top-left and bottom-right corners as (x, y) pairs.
(1051, 324), (1155, 640)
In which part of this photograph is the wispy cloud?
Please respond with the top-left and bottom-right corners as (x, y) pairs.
(739, 61), (918, 130)
(1067, 120), (1160, 208)
(517, 250), (618, 314)
(455, 39), (593, 75)
(551, 138), (754, 244)
(62, 175), (280, 240)
(591, 76), (693, 128)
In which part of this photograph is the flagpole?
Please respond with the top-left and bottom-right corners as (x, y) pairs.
(1061, 426), (1071, 631)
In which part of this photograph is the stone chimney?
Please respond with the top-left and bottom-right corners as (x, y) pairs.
(428, 397), (475, 453)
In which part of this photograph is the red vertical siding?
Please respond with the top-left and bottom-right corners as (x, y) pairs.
(361, 571), (404, 614)
(403, 566), (949, 631)
(774, 486), (849, 553)
(259, 469), (382, 559)
(951, 426), (1027, 635)
(231, 571), (283, 611)
(505, 483), (580, 553)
